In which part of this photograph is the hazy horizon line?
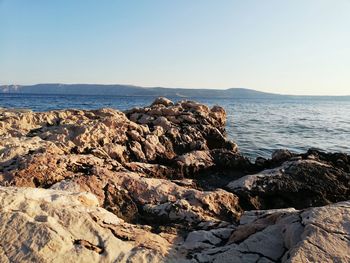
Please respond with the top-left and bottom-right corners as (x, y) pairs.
(1, 82), (349, 97)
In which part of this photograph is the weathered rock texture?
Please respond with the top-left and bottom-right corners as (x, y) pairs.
(186, 201), (350, 262)
(0, 187), (173, 262)
(228, 150), (350, 210)
(0, 187), (349, 263)
(0, 98), (350, 262)
(0, 99), (248, 181)
(0, 99), (247, 230)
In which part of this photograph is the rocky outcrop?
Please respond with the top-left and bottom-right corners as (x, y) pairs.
(1, 98), (350, 262)
(227, 150), (350, 210)
(50, 169), (242, 228)
(0, 99), (247, 231)
(0, 99), (244, 181)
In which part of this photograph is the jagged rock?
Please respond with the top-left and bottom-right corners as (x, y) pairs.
(125, 99), (237, 156)
(176, 150), (214, 176)
(1, 99), (350, 262)
(151, 97), (174, 107)
(1, 152), (120, 188)
(1, 99), (244, 181)
(50, 168), (242, 227)
(103, 183), (139, 223)
(227, 157), (350, 210)
(0, 136), (63, 167)
(124, 162), (176, 179)
(119, 172), (240, 224)
(302, 148), (350, 173)
(153, 116), (173, 131)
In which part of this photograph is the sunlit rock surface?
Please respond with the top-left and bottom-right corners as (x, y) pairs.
(0, 187), (348, 262)
(0, 98), (349, 262)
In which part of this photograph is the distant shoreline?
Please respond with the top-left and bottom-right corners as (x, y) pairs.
(1, 84), (349, 98)
(2, 94), (350, 102)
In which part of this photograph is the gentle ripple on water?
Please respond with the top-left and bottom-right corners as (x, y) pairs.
(1, 94), (349, 159)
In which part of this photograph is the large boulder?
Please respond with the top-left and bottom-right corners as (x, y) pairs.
(227, 153), (350, 210)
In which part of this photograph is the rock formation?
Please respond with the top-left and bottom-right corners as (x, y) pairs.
(0, 98), (349, 262)
(0, 187), (349, 262)
(228, 149), (350, 210)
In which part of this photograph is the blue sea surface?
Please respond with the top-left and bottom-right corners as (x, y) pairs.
(1, 93), (350, 159)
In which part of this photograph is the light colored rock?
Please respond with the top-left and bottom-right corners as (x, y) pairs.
(0, 136), (63, 166)
(151, 97), (174, 107)
(104, 143), (127, 162)
(103, 171), (242, 224)
(152, 125), (164, 136)
(0, 178), (349, 262)
(183, 230), (222, 250)
(142, 134), (166, 160)
(1, 99), (238, 178)
(227, 159), (298, 193)
(189, 201), (350, 263)
(176, 150), (215, 175)
(129, 141), (146, 161)
(0, 187), (172, 262)
(285, 201), (350, 263)
(153, 116), (173, 131)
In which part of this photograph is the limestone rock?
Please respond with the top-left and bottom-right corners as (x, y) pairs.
(1, 98), (246, 181)
(189, 202), (350, 263)
(1, 186), (348, 262)
(151, 97), (174, 107)
(0, 187), (170, 262)
(176, 150), (214, 176)
(1, 99), (349, 262)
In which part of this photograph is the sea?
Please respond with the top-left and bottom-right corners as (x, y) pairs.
(1, 93), (350, 160)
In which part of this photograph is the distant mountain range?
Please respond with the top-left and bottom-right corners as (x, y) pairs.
(0, 84), (349, 99)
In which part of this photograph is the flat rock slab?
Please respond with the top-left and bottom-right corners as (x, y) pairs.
(0, 187), (171, 263)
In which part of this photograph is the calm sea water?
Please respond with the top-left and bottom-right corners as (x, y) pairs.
(1, 94), (350, 159)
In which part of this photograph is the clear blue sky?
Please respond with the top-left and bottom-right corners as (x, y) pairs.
(1, 0), (349, 95)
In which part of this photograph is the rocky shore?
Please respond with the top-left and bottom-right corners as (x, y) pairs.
(0, 98), (349, 262)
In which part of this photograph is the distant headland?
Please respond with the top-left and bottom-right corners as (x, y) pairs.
(1, 83), (349, 99)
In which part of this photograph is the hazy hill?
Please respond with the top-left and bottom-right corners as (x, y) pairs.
(147, 87), (284, 98)
(0, 84), (285, 98)
(0, 84), (155, 96)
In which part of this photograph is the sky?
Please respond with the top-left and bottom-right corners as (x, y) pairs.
(0, 0), (349, 95)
